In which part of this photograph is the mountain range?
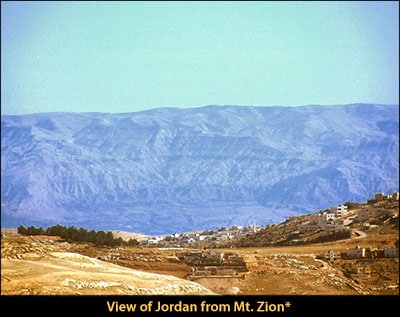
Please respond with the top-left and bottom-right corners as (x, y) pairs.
(1, 104), (398, 234)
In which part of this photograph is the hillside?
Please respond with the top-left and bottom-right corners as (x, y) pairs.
(0, 234), (215, 295)
(2, 225), (398, 295)
(1, 104), (398, 234)
(2, 197), (398, 295)
(232, 199), (399, 248)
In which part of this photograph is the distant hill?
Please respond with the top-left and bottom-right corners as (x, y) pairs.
(1, 104), (399, 234)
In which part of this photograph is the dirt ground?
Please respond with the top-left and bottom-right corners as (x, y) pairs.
(0, 235), (215, 295)
(1, 232), (398, 295)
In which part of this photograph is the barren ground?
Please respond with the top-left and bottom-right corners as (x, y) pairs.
(1, 231), (398, 295)
(1, 235), (215, 295)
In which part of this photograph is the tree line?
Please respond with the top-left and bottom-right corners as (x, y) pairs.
(17, 224), (140, 247)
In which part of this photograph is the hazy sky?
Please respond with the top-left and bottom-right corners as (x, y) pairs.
(1, 1), (399, 115)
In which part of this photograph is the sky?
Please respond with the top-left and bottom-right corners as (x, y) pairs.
(1, 1), (399, 115)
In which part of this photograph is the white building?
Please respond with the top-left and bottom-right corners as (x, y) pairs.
(315, 212), (336, 230)
(346, 246), (366, 258)
(330, 204), (348, 217)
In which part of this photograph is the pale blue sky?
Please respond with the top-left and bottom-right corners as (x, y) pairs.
(1, 1), (399, 114)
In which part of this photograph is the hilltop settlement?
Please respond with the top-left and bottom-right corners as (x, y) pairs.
(129, 192), (399, 250)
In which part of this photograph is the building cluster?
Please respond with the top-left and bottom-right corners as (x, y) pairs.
(298, 204), (349, 235)
(184, 250), (248, 279)
(185, 250), (245, 264)
(318, 245), (399, 261)
(140, 191), (398, 248)
(372, 192), (399, 202)
(140, 225), (262, 247)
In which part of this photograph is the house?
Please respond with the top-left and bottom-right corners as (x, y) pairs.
(320, 250), (341, 261)
(298, 221), (319, 233)
(325, 222), (346, 234)
(346, 245), (366, 258)
(186, 237), (196, 244)
(356, 265), (371, 278)
(330, 204), (348, 217)
(374, 192), (385, 201)
(186, 250), (203, 261)
(323, 212), (336, 221)
(225, 253), (245, 264)
(372, 192), (399, 201)
(205, 251), (224, 263)
(316, 212), (336, 230)
(384, 247), (399, 258)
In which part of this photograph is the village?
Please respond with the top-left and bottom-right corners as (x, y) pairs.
(138, 191), (399, 250)
(134, 191), (399, 285)
(1, 191), (398, 295)
(140, 224), (262, 248)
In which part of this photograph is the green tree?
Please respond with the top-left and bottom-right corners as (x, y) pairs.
(17, 225), (27, 235)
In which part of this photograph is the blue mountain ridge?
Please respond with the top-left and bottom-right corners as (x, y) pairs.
(1, 104), (399, 234)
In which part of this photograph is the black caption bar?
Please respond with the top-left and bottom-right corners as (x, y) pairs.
(1, 295), (396, 316)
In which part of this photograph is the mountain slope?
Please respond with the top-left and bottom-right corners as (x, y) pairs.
(1, 104), (398, 234)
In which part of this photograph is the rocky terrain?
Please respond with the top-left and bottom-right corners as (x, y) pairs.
(2, 195), (398, 296)
(1, 229), (398, 295)
(0, 234), (215, 295)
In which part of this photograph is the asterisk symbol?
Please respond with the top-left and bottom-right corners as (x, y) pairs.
(285, 302), (291, 308)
